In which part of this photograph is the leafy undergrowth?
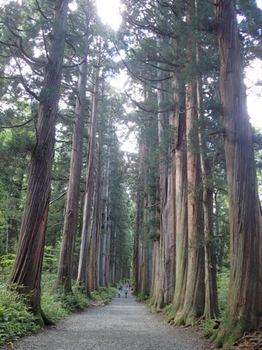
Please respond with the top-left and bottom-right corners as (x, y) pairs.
(135, 293), (150, 303)
(41, 273), (90, 322)
(198, 271), (262, 349)
(0, 287), (39, 345)
(163, 304), (176, 321)
(199, 270), (229, 339)
(0, 272), (116, 346)
(91, 286), (116, 305)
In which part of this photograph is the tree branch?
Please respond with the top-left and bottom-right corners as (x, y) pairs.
(126, 92), (174, 114)
(0, 118), (33, 129)
(49, 191), (66, 205)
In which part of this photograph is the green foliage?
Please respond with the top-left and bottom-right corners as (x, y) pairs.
(200, 270), (230, 340)
(41, 273), (90, 322)
(91, 287), (116, 305)
(0, 253), (15, 282)
(213, 315), (256, 348)
(202, 319), (217, 338)
(135, 293), (149, 302)
(109, 134), (134, 277)
(217, 269), (230, 314)
(41, 274), (69, 322)
(42, 245), (60, 273)
(0, 273), (115, 346)
(0, 287), (39, 345)
(163, 304), (175, 320)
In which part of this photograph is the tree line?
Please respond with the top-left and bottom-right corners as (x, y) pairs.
(0, 0), (261, 348)
(0, 0), (132, 324)
(120, 0), (262, 347)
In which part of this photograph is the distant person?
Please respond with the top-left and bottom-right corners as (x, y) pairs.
(123, 283), (129, 298)
(118, 286), (121, 298)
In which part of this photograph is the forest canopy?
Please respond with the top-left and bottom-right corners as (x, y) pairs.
(0, 0), (261, 348)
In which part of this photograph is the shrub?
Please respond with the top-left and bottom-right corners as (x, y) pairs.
(42, 245), (60, 273)
(41, 273), (90, 322)
(135, 293), (149, 302)
(163, 304), (175, 318)
(0, 287), (39, 345)
(91, 287), (116, 305)
(0, 254), (15, 283)
(217, 269), (230, 314)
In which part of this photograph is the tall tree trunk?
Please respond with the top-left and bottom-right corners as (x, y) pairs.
(150, 67), (172, 309)
(99, 148), (109, 287)
(201, 156), (218, 319)
(215, 0), (261, 343)
(176, 0), (205, 324)
(176, 81), (205, 325)
(87, 185), (99, 291)
(77, 69), (99, 294)
(259, 208), (262, 315)
(88, 123), (103, 291)
(197, 77), (218, 319)
(10, 0), (69, 317)
(110, 229), (117, 284)
(134, 141), (145, 294)
(172, 82), (188, 315)
(105, 220), (111, 286)
(57, 36), (88, 293)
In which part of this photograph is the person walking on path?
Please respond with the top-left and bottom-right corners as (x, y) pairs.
(123, 283), (129, 298)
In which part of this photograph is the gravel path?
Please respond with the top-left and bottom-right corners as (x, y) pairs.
(2, 294), (209, 350)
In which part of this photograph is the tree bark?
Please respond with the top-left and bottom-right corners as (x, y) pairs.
(57, 36), (88, 293)
(99, 148), (110, 287)
(77, 68), (99, 294)
(134, 140), (146, 294)
(176, 81), (205, 325)
(10, 0), (69, 316)
(172, 83), (188, 315)
(87, 120), (103, 291)
(215, 0), (261, 342)
(197, 78), (219, 319)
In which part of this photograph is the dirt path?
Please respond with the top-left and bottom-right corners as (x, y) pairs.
(2, 294), (210, 350)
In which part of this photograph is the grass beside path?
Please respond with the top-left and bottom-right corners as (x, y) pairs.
(0, 273), (116, 346)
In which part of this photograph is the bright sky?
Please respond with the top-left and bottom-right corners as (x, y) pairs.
(96, 0), (122, 31)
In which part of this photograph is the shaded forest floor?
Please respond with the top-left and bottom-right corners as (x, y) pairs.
(0, 294), (209, 350)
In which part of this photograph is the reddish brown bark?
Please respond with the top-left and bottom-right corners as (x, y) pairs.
(151, 69), (175, 308)
(176, 81), (205, 325)
(99, 151), (110, 287)
(259, 206), (262, 315)
(77, 69), (99, 294)
(197, 77), (218, 319)
(10, 0), (69, 316)
(87, 123), (103, 291)
(134, 141), (145, 294)
(161, 142), (176, 305)
(172, 85), (188, 314)
(215, 0), (260, 340)
(57, 38), (88, 293)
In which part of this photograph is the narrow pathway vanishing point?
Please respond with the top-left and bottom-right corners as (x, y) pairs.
(2, 294), (209, 350)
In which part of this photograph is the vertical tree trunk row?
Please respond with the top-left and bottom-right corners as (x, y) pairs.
(215, 0), (261, 343)
(11, 0), (69, 317)
(57, 34), (89, 293)
(77, 68), (99, 294)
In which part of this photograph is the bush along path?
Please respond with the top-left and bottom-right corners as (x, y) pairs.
(1, 294), (208, 350)
(0, 279), (116, 347)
